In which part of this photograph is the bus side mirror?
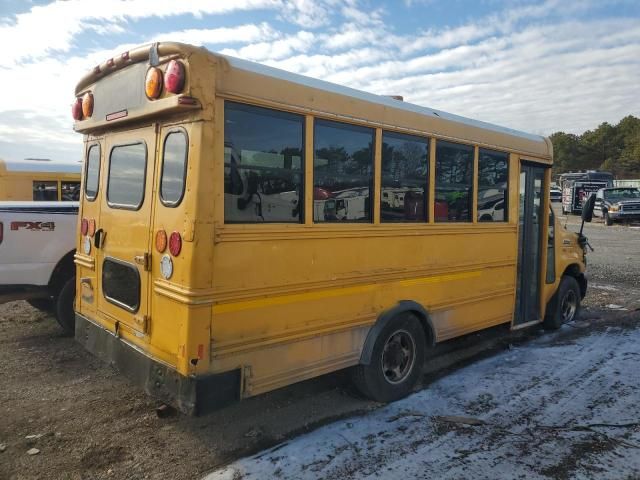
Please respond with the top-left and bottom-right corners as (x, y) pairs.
(581, 194), (596, 223)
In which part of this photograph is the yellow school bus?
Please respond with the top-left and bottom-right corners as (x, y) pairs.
(72, 43), (589, 414)
(0, 158), (81, 201)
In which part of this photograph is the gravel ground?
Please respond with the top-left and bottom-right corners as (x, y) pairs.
(0, 211), (638, 480)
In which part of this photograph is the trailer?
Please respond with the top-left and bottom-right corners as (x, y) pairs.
(559, 171), (613, 214)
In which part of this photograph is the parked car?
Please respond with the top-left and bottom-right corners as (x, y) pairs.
(0, 201), (77, 333)
(593, 187), (640, 226)
(550, 187), (562, 202)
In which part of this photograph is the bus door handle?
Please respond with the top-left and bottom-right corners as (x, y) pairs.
(94, 228), (105, 249)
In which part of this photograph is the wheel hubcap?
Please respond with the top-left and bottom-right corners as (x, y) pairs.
(561, 290), (578, 323)
(381, 329), (416, 384)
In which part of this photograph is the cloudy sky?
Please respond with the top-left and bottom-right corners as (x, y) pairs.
(0, 0), (639, 164)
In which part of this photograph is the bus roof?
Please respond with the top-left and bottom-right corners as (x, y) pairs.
(222, 54), (546, 145)
(0, 158), (81, 174)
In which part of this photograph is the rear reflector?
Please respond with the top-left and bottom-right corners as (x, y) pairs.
(164, 60), (185, 94)
(169, 231), (182, 256)
(71, 98), (83, 120)
(178, 96), (198, 106)
(81, 218), (88, 236)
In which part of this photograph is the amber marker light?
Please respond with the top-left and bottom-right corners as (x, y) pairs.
(82, 92), (94, 118)
(145, 67), (163, 99)
(155, 229), (167, 253)
(88, 219), (96, 237)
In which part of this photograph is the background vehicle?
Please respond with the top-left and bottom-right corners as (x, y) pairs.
(72, 42), (589, 415)
(593, 187), (640, 225)
(0, 158), (81, 201)
(0, 201), (78, 333)
(559, 170), (613, 214)
(550, 186), (562, 202)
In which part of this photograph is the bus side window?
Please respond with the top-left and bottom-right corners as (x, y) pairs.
(160, 130), (188, 206)
(61, 181), (81, 201)
(477, 149), (509, 222)
(435, 140), (474, 222)
(33, 181), (58, 201)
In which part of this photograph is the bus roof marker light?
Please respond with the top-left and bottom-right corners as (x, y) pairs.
(145, 67), (163, 99)
(82, 92), (94, 118)
(164, 60), (185, 94)
(71, 98), (83, 120)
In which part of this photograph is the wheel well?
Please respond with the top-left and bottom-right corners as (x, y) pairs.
(48, 249), (76, 295)
(562, 264), (587, 299)
(359, 300), (435, 365)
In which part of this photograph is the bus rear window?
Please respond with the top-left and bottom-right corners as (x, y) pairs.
(85, 144), (100, 201)
(160, 130), (188, 206)
(107, 143), (147, 209)
(102, 258), (140, 312)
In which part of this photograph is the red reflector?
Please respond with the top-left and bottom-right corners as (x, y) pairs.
(164, 60), (185, 94)
(106, 109), (127, 121)
(169, 231), (182, 256)
(71, 98), (83, 120)
(107, 58), (115, 68)
(121, 51), (130, 61)
(177, 96), (198, 106)
(81, 218), (88, 236)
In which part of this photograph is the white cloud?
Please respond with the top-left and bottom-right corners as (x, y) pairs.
(152, 23), (279, 46)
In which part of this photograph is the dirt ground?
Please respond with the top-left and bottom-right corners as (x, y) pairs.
(1, 211), (639, 480)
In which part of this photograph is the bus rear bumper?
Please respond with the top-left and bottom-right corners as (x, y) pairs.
(74, 313), (240, 415)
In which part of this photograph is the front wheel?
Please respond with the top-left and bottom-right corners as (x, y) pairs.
(604, 211), (613, 226)
(543, 275), (581, 330)
(352, 313), (426, 403)
(55, 277), (76, 335)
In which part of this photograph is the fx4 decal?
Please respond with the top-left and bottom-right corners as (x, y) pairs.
(10, 221), (55, 231)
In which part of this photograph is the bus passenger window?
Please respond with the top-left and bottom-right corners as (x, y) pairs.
(314, 119), (374, 223)
(435, 141), (474, 222)
(85, 144), (100, 201)
(107, 143), (147, 209)
(477, 149), (509, 222)
(224, 102), (304, 223)
(32, 181), (58, 201)
(61, 181), (80, 201)
(381, 132), (429, 222)
(160, 131), (188, 206)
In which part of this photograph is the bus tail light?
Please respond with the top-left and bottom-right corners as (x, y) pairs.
(169, 231), (182, 256)
(88, 219), (96, 237)
(145, 67), (163, 99)
(81, 218), (88, 236)
(82, 92), (94, 118)
(164, 60), (185, 94)
(155, 229), (167, 253)
(71, 98), (83, 120)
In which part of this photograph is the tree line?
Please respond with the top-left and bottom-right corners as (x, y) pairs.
(550, 115), (640, 179)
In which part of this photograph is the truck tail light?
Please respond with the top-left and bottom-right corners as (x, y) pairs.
(169, 231), (182, 256)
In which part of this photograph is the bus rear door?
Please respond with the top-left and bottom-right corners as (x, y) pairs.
(95, 125), (157, 337)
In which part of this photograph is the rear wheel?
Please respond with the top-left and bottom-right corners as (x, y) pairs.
(543, 275), (581, 330)
(352, 313), (426, 403)
(55, 277), (76, 335)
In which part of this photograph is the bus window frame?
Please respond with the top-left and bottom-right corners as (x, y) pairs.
(106, 141), (148, 211)
(102, 256), (141, 313)
(84, 143), (101, 202)
(477, 146), (510, 223)
(159, 127), (189, 208)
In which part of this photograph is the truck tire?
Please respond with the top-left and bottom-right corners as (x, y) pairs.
(604, 211), (613, 226)
(27, 298), (54, 313)
(543, 275), (581, 330)
(352, 313), (425, 403)
(55, 277), (76, 335)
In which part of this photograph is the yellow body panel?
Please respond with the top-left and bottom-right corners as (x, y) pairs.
(73, 43), (586, 404)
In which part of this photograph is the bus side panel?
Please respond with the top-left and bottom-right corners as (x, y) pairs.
(209, 227), (517, 397)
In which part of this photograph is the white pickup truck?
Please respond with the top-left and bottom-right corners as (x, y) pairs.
(0, 201), (77, 333)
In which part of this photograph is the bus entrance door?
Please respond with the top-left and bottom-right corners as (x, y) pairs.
(95, 126), (157, 338)
(515, 163), (545, 326)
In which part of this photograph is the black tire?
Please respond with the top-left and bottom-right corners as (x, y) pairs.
(27, 298), (54, 312)
(55, 277), (76, 335)
(352, 313), (426, 403)
(543, 275), (581, 330)
(604, 211), (613, 226)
